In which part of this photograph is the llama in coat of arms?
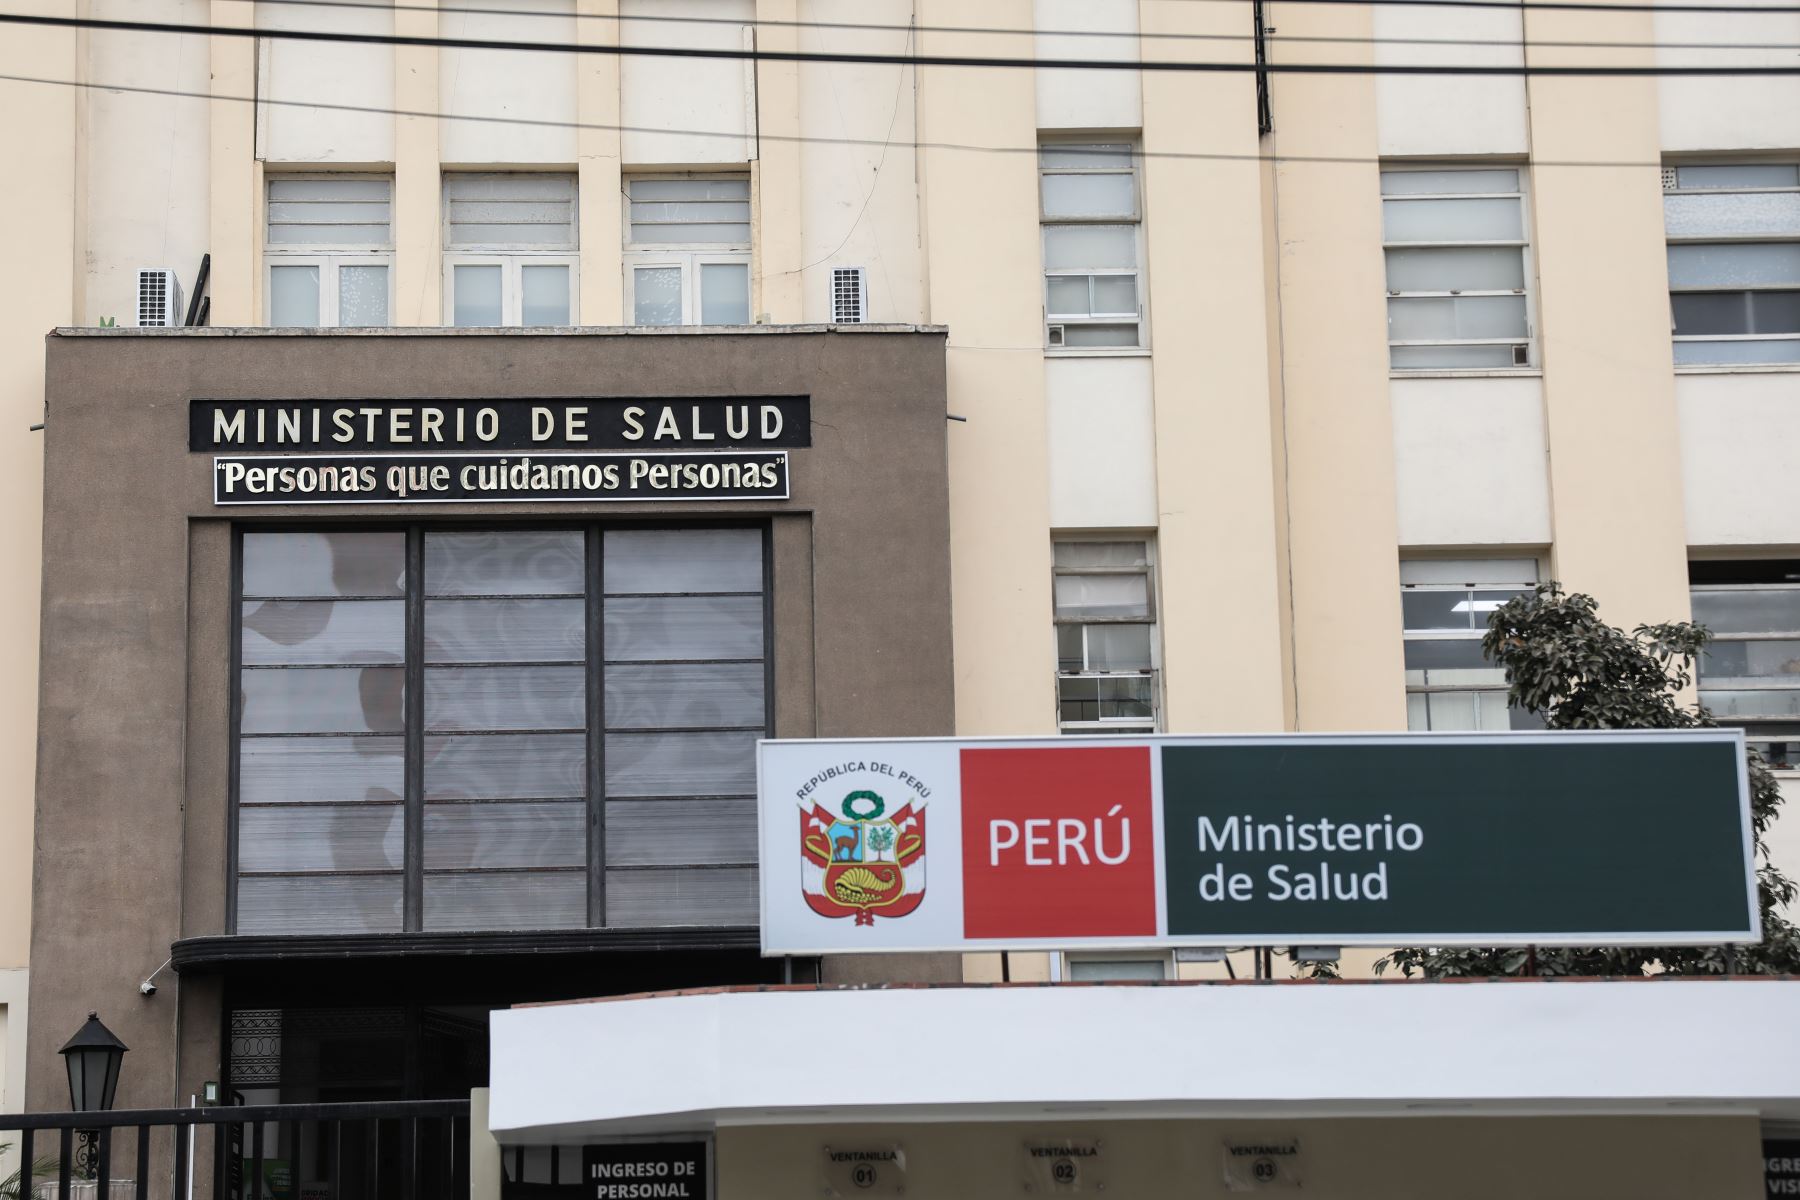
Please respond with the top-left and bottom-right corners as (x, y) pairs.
(800, 790), (926, 926)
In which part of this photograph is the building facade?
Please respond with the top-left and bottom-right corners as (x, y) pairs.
(3, 0), (1800, 1189)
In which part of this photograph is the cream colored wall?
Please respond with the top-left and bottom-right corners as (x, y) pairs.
(620, 0), (754, 166)
(440, 0), (577, 165)
(260, 0), (394, 163)
(1657, 8), (1800, 152)
(716, 1115), (1763, 1200)
(1392, 378), (1553, 548)
(1374, 0), (1527, 157)
(1678, 375), (1800, 549)
(1045, 359), (1158, 529)
(1034, 0), (1139, 131)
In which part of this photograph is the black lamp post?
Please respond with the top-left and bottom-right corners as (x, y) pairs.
(59, 1012), (128, 1180)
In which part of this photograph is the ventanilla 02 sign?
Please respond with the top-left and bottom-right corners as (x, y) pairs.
(755, 731), (1759, 954)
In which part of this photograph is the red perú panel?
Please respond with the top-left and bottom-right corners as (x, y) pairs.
(959, 745), (1157, 938)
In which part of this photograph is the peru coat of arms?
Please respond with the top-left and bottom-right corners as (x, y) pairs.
(801, 790), (926, 925)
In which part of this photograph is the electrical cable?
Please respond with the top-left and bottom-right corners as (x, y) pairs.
(5, 9), (1800, 75)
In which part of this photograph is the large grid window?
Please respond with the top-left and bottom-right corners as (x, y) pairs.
(234, 526), (766, 936)
(1381, 167), (1533, 370)
(1040, 143), (1143, 349)
(444, 174), (579, 327)
(1692, 560), (1800, 770)
(625, 176), (751, 326)
(1664, 163), (1800, 366)
(1054, 540), (1158, 734)
(265, 176), (394, 328)
(1402, 558), (1542, 731)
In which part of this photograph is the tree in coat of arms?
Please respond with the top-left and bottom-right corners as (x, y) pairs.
(800, 790), (926, 925)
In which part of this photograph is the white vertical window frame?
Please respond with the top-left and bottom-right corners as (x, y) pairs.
(443, 254), (579, 327)
(1040, 142), (1146, 352)
(1381, 165), (1536, 371)
(624, 175), (752, 326)
(1663, 161), (1800, 367)
(264, 174), (395, 328)
(442, 173), (580, 327)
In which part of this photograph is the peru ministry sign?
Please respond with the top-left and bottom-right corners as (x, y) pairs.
(755, 731), (1759, 954)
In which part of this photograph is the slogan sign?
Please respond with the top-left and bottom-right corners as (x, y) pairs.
(756, 731), (1758, 953)
(581, 1140), (709, 1200)
(193, 397), (805, 506)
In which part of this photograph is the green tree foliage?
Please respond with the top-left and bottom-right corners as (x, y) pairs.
(1376, 581), (1800, 978)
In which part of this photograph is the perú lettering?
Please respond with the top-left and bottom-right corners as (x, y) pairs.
(989, 805), (1131, 867)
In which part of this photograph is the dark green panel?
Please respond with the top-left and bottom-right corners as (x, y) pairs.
(1160, 739), (1753, 941)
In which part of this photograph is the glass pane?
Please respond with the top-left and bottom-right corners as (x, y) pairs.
(1388, 295), (1528, 341)
(1039, 144), (1133, 169)
(1088, 624), (1153, 670)
(1057, 625), (1084, 672)
(1092, 275), (1137, 315)
(1692, 588), (1800, 635)
(521, 264), (571, 326)
(1404, 638), (1504, 686)
(239, 666), (405, 734)
(1382, 196), (1523, 243)
(1672, 292), (1752, 336)
(1699, 688), (1800, 719)
(1400, 559), (1537, 586)
(270, 177), (393, 202)
(1402, 589), (1472, 631)
(604, 866), (757, 926)
(1664, 192), (1800, 240)
(1053, 574), (1149, 620)
(629, 178), (751, 202)
(1385, 246), (1525, 292)
(629, 223), (751, 246)
(423, 801), (586, 869)
(1475, 690), (1512, 730)
(1041, 171), (1135, 219)
(1067, 959), (1166, 982)
(1047, 276), (1092, 316)
(1390, 344), (1520, 369)
(449, 223), (579, 248)
(1058, 675), (1100, 724)
(239, 736), (404, 804)
(424, 732), (586, 799)
(629, 201), (754, 224)
(236, 875), (403, 935)
(604, 730), (759, 797)
(1061, 323), (1139, 347)
(424, 665), (586, 731)
(242, 600), (404, 665)
(1056, 542), (1149, 568)
(604, 528), (762, 594)
(1674, 164), (1800, 191)
(604, 595), (764, 661)
(243, 532), (405, 598)
(603, 662), (765, 729)
(422, 871), (586, 931)
(268, 223), (390, 246)
(605, 798), (756, 866)
(1422, 690), (1478, 730)
(1701, 639), (1800, 684)
(426, 531), (584, 596)
(338, 264), (389, 326)
(699, 263), (750, 324)
(269, 265), (321, 327)
(426, 598), (585, 664)
(1100, 675), (1154, 720)
(238, 804), (403, 872)
(1673, 338), (1800, 365)
(1748, 292), (1800, 334)
(1406, 692), (1429, 731)
(633, 266), (683, 326)
(452, 264), (503, 327)
(1668, 243), (1800, 289)
(1380, 168), (1520, 195)
(1043, 225), (1136, 270)
(267, 201), (393, 225)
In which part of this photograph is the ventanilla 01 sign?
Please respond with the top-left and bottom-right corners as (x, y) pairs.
(755, 731), (1759, 954)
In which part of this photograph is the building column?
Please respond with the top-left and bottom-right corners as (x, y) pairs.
(393, 0), (441, 327)
(753, 0), (805, 322)
(577, 0), (623, 325)
(209, 0), (260, 324)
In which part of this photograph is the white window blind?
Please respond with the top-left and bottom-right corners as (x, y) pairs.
(1663, 163), (1800, 366)
(445, 173), (578, 250)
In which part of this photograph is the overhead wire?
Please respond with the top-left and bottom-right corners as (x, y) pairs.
(4, 9), (1800, 75)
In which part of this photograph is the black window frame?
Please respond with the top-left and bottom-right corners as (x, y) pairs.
(228, 518), (775, 935)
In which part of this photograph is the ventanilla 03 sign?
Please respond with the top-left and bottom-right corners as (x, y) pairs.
(755, 731), (1759, 954)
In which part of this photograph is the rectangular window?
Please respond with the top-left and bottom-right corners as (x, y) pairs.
(234, 525), (767, 935)
(1691, 560), (1800, 770)
(1664, 162), (1800, 366)
(1054, 539), (1158, 734)
(1381, 166), (1533, 370)
(624, 176), (751, 326)
(1401, 558), (1542, 731)
(1040, 143), (1143, 350)
(444, 174), (579, 327)
(1064, 954), (1172, 982)
(265, 176), (394, 327)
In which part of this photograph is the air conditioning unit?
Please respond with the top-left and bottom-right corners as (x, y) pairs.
(136, 268), (183, 327)
(830, 266), (866, 325)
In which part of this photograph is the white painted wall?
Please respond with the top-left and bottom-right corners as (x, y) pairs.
(0, 967), (25, 1113)
(1657, 7), (1800, 152)
(620, 0), (754, 165)
(1374, 0), (1527, 157)
(439, 0), (578, 165)
(1774, 778), (1800, 918)
(1391, 376), (1552, 547)
(1678, 374), (1800, 547)
(258, 0), (394, 163)
(1034, 0), (1141, 132)
(1046, 357), (1158, 529)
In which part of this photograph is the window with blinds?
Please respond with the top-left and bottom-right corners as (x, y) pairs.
(624, 176), (752, 327)
(1664, 163), (1800, 366)
(234, 525), (767, 936)
(442, 174), (579, 327)
(1400, 558), (1543, 732)
(265, 176), (394, 328)
(1053, 539), (1159, 734)
(1040, 143), (1144, 349)
(444, 173), (578, 249)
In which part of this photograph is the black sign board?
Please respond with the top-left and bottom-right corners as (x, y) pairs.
(1769, 1139), (1800, 1197)
(212, 451), (788, 505)
(582, 1141), (709, 1200)
(191, 397), (811, 453)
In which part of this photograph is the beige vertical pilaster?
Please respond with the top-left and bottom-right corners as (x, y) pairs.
(576, 0), (624, 325)
(754, 0), (804, 322)
(209, 0), (260, 324)
(394, 0), (441, 326)
(1525, 7), (1691, 628)
(1266, 0), (1408, 731)
(1142, 2), (1287, 733)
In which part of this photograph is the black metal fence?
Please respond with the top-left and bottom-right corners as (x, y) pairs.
(0, 1100), (470, 1200)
